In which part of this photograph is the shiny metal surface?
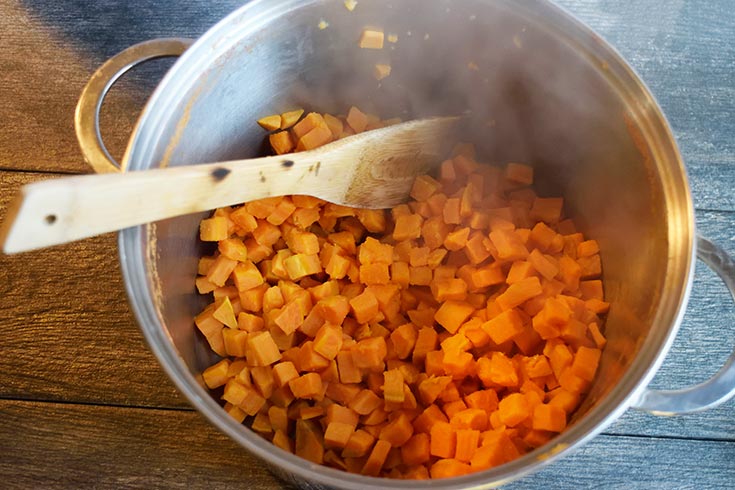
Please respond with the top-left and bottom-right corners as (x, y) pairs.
(75, 0), (735, 487)
(632, 235), (735, 415)
(74, 38), (192, 174)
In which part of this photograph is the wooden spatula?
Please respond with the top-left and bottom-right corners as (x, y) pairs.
(1, 116), (460, 254)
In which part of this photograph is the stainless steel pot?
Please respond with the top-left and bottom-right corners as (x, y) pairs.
(74, 0), (735, 487)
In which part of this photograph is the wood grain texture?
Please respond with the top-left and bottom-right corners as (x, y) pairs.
(0, 399), (286, 490)
(0, 0), (733, 488)
(2, 171), (733, 433)
(0, 0), (239, 174)
(1, 0), (733, 211)
(0, 171), (186, 408)
(2, 171), (734, 486)
(509, 433), (735, 490)
(1, 399), (732, 490)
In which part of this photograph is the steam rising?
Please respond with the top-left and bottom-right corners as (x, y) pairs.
(275, 0), (619, 198)
(144, 0), (675, 445)
(269, 0), (664, 419)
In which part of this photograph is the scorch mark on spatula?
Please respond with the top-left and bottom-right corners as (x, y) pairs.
(210, 167), (231, 182)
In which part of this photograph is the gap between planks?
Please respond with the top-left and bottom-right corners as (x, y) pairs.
(601, 430), (735, 444)
(0, 166), (82, 176)
(0, 395), (195, 414)
(3, 397), (733, 444)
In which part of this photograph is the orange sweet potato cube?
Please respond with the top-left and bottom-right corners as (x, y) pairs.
(324, 113), (344, 138)
(443, 198), (462, 225)
(269, 130), (295, 155)
(232, 261), (265, 291)
(267, 197), (297, 226)
(444, 227), (470, 251)
(530, 197), (564, 224)
(206, 255), (238, 287)
(297, 126), (334, 151)
(355, 209), (387, 233)
(222, 379), (266, 416)
(349, 289), (380, 324)
(289, 372), (324, 399)
(505, 162), (534, 186)
(410, 175), (442, 202)
(489, 229), (529, 262)
(532, 403), (567, 432)
(497, 392), (531, 427)
(358, 29), (385, 50)
(291, 207), (321, 229)
(326, 253), (351, 280)
(275, 300), (304, 335)
(346, 106), (369, 133)
(434, 301), (475, 334)
(325, 422), (355, 449)
(313, 323), (344, 360)
(293, 112), (328, 139)
(393, 214), (423, 241)
(284, 253), (323, 280)
(358, 237), (393, 264)
(351, 337), (387, 371)
(496, 276), (543, 310)
(247, 331), (282, 366)
(221, 326), (248, 357)
(288, 230), (320, 255)
(272, 361), (299, 387)
(195, 306), (226, 356)
(202, 359), (230, 389)
(246, 197), (281, 219)
(571, 346), (602, 382)
(199, 216), (229, 242)
(359, 263), (390, 285)
(342, 429), (376, 458)
(257, 114), (282, 131)
(280, 109), (305, 129)
(382, 369), (405, 403)
(482, 308), (524, 345)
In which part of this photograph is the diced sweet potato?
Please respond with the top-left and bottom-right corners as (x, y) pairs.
(358, 29), (385, 49)
(195, 109), (610, 480)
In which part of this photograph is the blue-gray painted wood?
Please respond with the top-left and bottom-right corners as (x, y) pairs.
(557, 0), (735, 213)
(2, 399), (734, 490)
(0, 0), (733, 488)
(606, 209), (735, 441)
(509, 433), (735, 489)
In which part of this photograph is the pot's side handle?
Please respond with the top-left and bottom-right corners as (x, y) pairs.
(632, 236), (735, 415)
(74, 38), (194, 174)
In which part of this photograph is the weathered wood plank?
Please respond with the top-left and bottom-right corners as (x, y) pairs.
(1, 399), (733, 489)
(0, 1), (733, 488)
(509, 432), (735, 490)
(558, 0), (735, 212)
(2, 1), (733, 213)
(0, 0), (239, 174)
(2, 171), (734, 437)
(0, 171), (186, 408)
(0, 399), (285, 490)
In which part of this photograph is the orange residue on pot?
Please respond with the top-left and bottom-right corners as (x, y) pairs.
(359, 29), (385, 49)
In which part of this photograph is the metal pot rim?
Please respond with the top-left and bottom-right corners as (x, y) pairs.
(116, 0), (695, 487)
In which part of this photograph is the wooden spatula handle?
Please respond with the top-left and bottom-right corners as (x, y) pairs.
(0, 154), (332, 254)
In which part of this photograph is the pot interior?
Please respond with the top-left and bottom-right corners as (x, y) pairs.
(123, 0), (693, 486)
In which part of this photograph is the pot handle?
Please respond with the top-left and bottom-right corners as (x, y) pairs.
(74, 38), (194, 174)
(632, 235), (735, 415)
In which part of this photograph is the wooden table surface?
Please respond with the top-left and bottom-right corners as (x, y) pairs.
(1, 1), (733, 488)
